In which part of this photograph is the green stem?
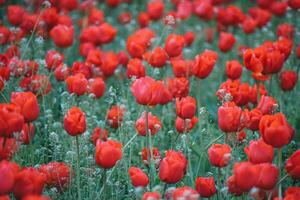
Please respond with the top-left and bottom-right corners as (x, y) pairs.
(145, 106), (155, 190)
(217, 168), (222, 200)
(101, 169), (107, 199)
(278, 148), (282, 198)
(75, 136), (81, 200)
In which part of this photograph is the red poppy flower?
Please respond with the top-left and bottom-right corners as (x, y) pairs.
(88, 77), (106, 99)
(90, 127), (109, 145)
(13, 167), (46, 200)
(285, 150), (300, 180)
(244, 139), (274, 164)
(255, 163), (278, 190)
(175, 96), (196, 119)
(0, 137), (18, 160)
(232, 162), (258, 192)
(63, 107), (86, 136)
(135, 111), (162, 136)
(144, 47), (168, 68)
(141, 147), (161, 166)
(138, 12), (150, 27)
(276, 23), (295, 39)
(54, 64), (70, 81)
(226, 60), (242, 80)
(147, 0), (165, 20)
(45, 50), (64, 71)
(39, 162), (71, 190)
(173, 186), (199, 199)
(175, 116), (198, 134)
(131, 76), (172, 106)
(218, 32), (236, 52)
(19, 123), (35, 145)
(106, 105), (125, 129)
(218, 102), (242, 133)
(159, 150), (187, 184)
(95, 140), (122, 169)
(242, 17), (257, 34)
(279, 70), (298, 91)
(66, 73), (88, 96)
(10, 92), (38, 122)
(142, 192), (161, 200)
(165, 34), (185, 57)
(126, 58), (146, 79)
(0, 160), (19, 195)
(259, 112), (294, 148)
(193, 1), (214, 21)
(7, 5), (26, 26)
(128, 166), (149, 187)
(192, 50), (218, 79)
(0, 104), (24, 138)
(50, 25), (74, 48)
(166, 77), (189, 98)
(208, 143), (231, 168)
(171, 58), (193, 78)
(257, 95), (277, 115)
(195, 177), (216, 198)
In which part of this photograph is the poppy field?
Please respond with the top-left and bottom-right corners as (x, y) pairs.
(0, 0), (300, 199)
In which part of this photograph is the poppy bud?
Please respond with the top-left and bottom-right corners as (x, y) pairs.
(63, 107), (86, 136)
(208, 143), (231, 168)
(244, 139), (274, 164)
(259, 113), (294, 148)
(285, 150), (300, 180)
(218, 102), (242, 133)
(7, 5), (26, 26)
(159, 150), (187, 184)
(195, 177), (216, 198)
(50, 25), (74, 48)
(279, 70), (298, 91)
(128, 166), (149, 187)
(95, 140), (122, 169)
(11, 92), (40, 122)
(175, 96), (196, 119)
(135, 111), (162, 136)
